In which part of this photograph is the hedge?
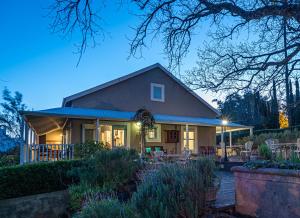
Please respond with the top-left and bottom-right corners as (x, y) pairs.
(0, 160), (83, 200)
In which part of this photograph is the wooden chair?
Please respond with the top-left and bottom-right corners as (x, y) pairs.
(240, 141), (253, 161)
(295, 138), (300, 158)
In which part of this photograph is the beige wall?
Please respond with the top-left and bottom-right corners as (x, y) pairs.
(70, 119), (94, 144)
(197, 126), (216, 148)
(68, 118), (216, 154)
(69, 68), (217, 118)
(45, 130), (63, 144)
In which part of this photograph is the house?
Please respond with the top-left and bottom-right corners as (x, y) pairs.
(20, 63), (252, 163)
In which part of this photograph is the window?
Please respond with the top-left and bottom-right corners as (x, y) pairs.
(146, 124), (161, 142)
(113, 128), (126, 147)
(100, 125), (127, 148)
(183, 130), (195, 151)
(151, 83), (165, 102)
(100, 125), (112, 148)
(166, 130), (180, 143)
(82, 124), (95, 143)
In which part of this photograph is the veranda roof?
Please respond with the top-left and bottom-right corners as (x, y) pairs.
(21, 107), (251, 135)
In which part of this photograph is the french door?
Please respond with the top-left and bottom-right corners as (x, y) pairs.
(112, 125), (127, 147)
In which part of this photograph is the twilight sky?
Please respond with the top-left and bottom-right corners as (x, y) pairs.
(0, 0), (217, 110)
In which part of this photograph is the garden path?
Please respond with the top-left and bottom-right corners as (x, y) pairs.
(214, 171), (235, 209)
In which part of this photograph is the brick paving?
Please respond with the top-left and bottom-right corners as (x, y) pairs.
(214, 171), (236, 209)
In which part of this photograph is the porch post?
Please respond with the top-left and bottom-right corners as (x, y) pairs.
(229, 131), (232, 147)
(20, 121), (25, 165)
(250, 127), (253, 137)
(185, 124), (189, 149)
(95, 118), (100, 142)
(220, 126), (225, 158)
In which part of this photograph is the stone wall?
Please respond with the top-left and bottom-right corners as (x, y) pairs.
(0, 190), (69, 218)
(232, 166), (300, 218)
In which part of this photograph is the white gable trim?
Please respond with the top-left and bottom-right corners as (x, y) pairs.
(62, 63), (220, 115)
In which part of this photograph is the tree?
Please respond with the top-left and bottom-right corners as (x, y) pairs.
(50, 1), (300, 125)
(133, 108), (155, 156)
(295, 79), (300, 125)
(289, 80), (295, 126)
(218, 90), (277, 129)
(270, 80), (280, 129)
(0, 88), (26, 142)
(279, 111), (289, 128)
(129, 1), (300, 99)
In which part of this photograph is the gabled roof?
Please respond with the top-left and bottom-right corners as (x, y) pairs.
(62, 63), (220, 115)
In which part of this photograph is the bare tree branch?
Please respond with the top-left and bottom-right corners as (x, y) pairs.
(49, 0), (106, 66)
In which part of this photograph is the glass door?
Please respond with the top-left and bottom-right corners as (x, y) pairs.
(112, 125), (127, 147)
(100, 125), (112, 148)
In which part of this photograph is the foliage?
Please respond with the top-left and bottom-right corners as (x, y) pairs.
(0, 155), (19, 167)
(290, 150), (300, 164)
(217, 90), (279, 130)
(133, 108), (155, 154)
(238, 130), (300, 147)
(258, 144), (272, 160)
(74, 140), (109, 159)
(244, 160), (300, 170)
(68, 184), (110, 212)
(0, 146), (19, 167)
(74, 198), (136, 218)
(131, 158), (216, 218)
(0, 160), (82, 200)
(0, 88), (26, 139)
(70, 148), (140, 189)
(279, 112), (289, 129)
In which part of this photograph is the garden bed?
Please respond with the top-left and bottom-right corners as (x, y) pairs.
(232, 166), (300, 218)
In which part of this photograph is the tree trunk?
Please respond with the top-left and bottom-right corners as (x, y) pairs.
(283, 13), (291, 126)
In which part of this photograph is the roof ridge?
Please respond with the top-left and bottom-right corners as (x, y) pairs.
(61, 63), (219, 115)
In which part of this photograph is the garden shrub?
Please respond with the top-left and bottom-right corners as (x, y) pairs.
(70, 148), (140, 189)
(258, 144), (272, 160)
(74, 198), (136, 218)
(74, 140), (109, 159)
(0, 159), (82, 199)
(131, 158), (216, 218)
(0, 146), (20, 167)
(244, 160), (300, 170)
(290, 150), (300, 163)
(69, 184), (111, 212)
(0, 155), (19, 167)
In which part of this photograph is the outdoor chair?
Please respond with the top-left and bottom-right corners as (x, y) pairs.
(153, 150), (164, 162)
(177, 147), (191, 163)
(240, 141), (253, 161)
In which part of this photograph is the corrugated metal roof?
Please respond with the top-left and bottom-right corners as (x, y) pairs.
(21, 107), (249, 128)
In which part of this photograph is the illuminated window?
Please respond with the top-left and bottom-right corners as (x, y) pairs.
(151, 83), (165, 102)
(148, 129), (157, 139)
(100, 125), (112, 148)
(146, 124), (161, 142)
(183, 130), (195, 151)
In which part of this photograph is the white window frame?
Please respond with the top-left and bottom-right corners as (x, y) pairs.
(146, 124), (161, 142)
(151, 83), (165, 102)
(181, 126), (198, 153)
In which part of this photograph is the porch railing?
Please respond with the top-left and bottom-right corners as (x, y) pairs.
(20, 144), (75, 164)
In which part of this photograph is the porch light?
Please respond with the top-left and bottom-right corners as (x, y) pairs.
(136, 121), (142, 129)
(222, 119), (228, 126)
